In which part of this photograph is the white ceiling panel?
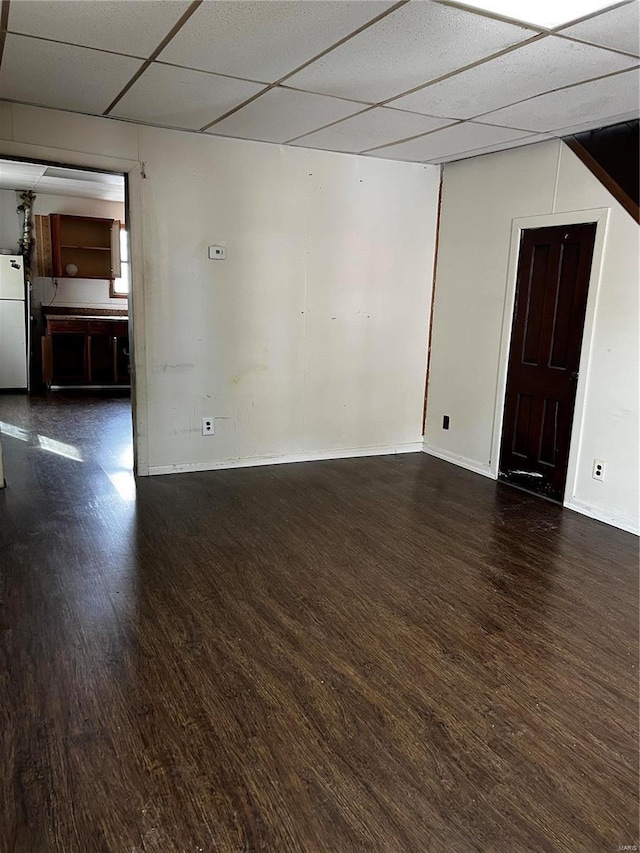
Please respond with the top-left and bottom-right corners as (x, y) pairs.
(8, 0), (192, 59)
(0, 159), (125, 199)
(426, 132), (554, 163)
(559, 1), (640, 56)
(546, 111), (640, 135)
(0, 160), (46, 190)
(34, 176), (124, 201)
(287, 2), (535, 103)
(0, 35), (144, 114)
(437, 0), (623, 29)
(0, 175), (37, 191)
(478, 68), (640, 131)
(206, 88), (364, 144)
(391, 35), (636, 119)
(159, 1), (394, 84)
(293, 106), (453, 152)
(43, 166), (123, 187)
(112, 64), (265, 130)
(367, 121), (529, 161)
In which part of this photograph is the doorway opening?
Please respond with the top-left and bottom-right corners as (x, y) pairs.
(0, 156), (134, 492)
(498, 222), (597, 503)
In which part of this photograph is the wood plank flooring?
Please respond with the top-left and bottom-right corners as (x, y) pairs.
(0, 394), (638, 852)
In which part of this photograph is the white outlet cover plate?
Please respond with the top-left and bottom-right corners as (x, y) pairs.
(208, 245), (226, 260)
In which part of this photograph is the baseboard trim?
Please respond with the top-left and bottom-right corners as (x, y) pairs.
(564, 497), (639, 536)
(422, 444), (496, 480)
(148, 442), (424, 476)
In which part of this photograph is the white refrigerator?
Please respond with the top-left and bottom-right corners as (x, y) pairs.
(0, 254), (28, 390)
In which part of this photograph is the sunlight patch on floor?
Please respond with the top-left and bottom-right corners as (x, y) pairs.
(0, 421), (30, 442)
(107, 470), (136, 501)
(37, 434), (83, 462)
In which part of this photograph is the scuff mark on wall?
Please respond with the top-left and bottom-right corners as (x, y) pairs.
(152, 362), (195, 374)
(231, 364), (267, 384)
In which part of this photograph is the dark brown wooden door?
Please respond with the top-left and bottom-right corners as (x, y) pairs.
(499, 223), (597, 502)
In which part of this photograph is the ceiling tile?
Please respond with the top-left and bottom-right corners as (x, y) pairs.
(0, 159), (126, 200)
(0, 35), (144, 114)
(436, 0), (624, 29)
(34, 175), (125, 201)
(158, 1), (394, 84)
(546, 111), (640, 135)
(560, 1), (640, 57)
(9, 0), (190, 57)
(287, 2), (535, 103)
(111, 64), (265, 130)
(391, 35), (637, 119)
(477, 68), (640, 131)
(368, 121), (528, 162)
(426, 132), (554, 163)
(43, 167), (124, 187)
(293, 107), (453, 152)
(206, 88), (364, 144)
(0, 175), (38, 191)
(0, 159), (47, 190)
(7, 0), (192, 59)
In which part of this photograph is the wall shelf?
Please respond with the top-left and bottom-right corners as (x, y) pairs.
(51, 214), (121, 280)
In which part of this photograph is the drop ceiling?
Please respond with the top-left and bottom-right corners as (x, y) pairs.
(0, 159), (125, 201)
(0, 0), (638, 165)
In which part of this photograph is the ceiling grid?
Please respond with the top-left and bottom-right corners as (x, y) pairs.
(0, 0), (637, 164)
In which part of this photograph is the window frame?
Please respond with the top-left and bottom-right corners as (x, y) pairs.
(109, 223), (130, 299)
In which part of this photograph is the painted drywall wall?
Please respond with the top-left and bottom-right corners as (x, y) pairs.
(553, 146), (639, 531)
(0, 188), (20, 250)
(425, 139), (639, 533)
(138, 125), (439, 470)
(0, 102), (440, 474)
(32, 194), (125, 311)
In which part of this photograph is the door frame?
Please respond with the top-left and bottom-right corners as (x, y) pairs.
(0, 146), (148, 476)
(489, 207), (610, 508)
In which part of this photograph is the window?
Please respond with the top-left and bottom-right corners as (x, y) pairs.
(110, 225), (129, 298)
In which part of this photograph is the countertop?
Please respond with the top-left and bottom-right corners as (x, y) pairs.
(43, 305), (128, 319)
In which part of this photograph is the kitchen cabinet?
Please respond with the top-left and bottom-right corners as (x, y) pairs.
(42, 314), (129, 388)
(50, 214), (121, 281)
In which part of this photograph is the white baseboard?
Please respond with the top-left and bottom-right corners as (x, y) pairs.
(563, 497), (639, 536)
(422, 443), (496, 480)
(148, 441), (423, 476)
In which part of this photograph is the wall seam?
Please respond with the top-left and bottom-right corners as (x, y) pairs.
(552, 139), (562, 213)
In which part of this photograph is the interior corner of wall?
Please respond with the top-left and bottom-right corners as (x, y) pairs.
(551, 138), (563, 214)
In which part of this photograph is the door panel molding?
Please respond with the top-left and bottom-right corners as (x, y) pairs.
(489, 208), (610, 507)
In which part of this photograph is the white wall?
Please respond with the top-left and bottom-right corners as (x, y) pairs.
(0, 103), (440, 475)
(425, 139), (640, 534)
(0, 188), (20, 250)
(139, 126), (439, 471)
(32, 193), (125, 310)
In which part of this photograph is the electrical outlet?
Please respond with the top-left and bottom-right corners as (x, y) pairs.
(202, 417), (214, 436)
(592, 459), (605, 481)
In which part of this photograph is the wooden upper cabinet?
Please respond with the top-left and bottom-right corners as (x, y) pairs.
(50, 214), (121, 280)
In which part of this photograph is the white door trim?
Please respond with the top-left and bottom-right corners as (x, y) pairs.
(488, 207), (611, 510)
(0, 146), (148, 475)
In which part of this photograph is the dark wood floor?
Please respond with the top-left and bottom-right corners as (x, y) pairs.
(0, 393), (638, 853)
